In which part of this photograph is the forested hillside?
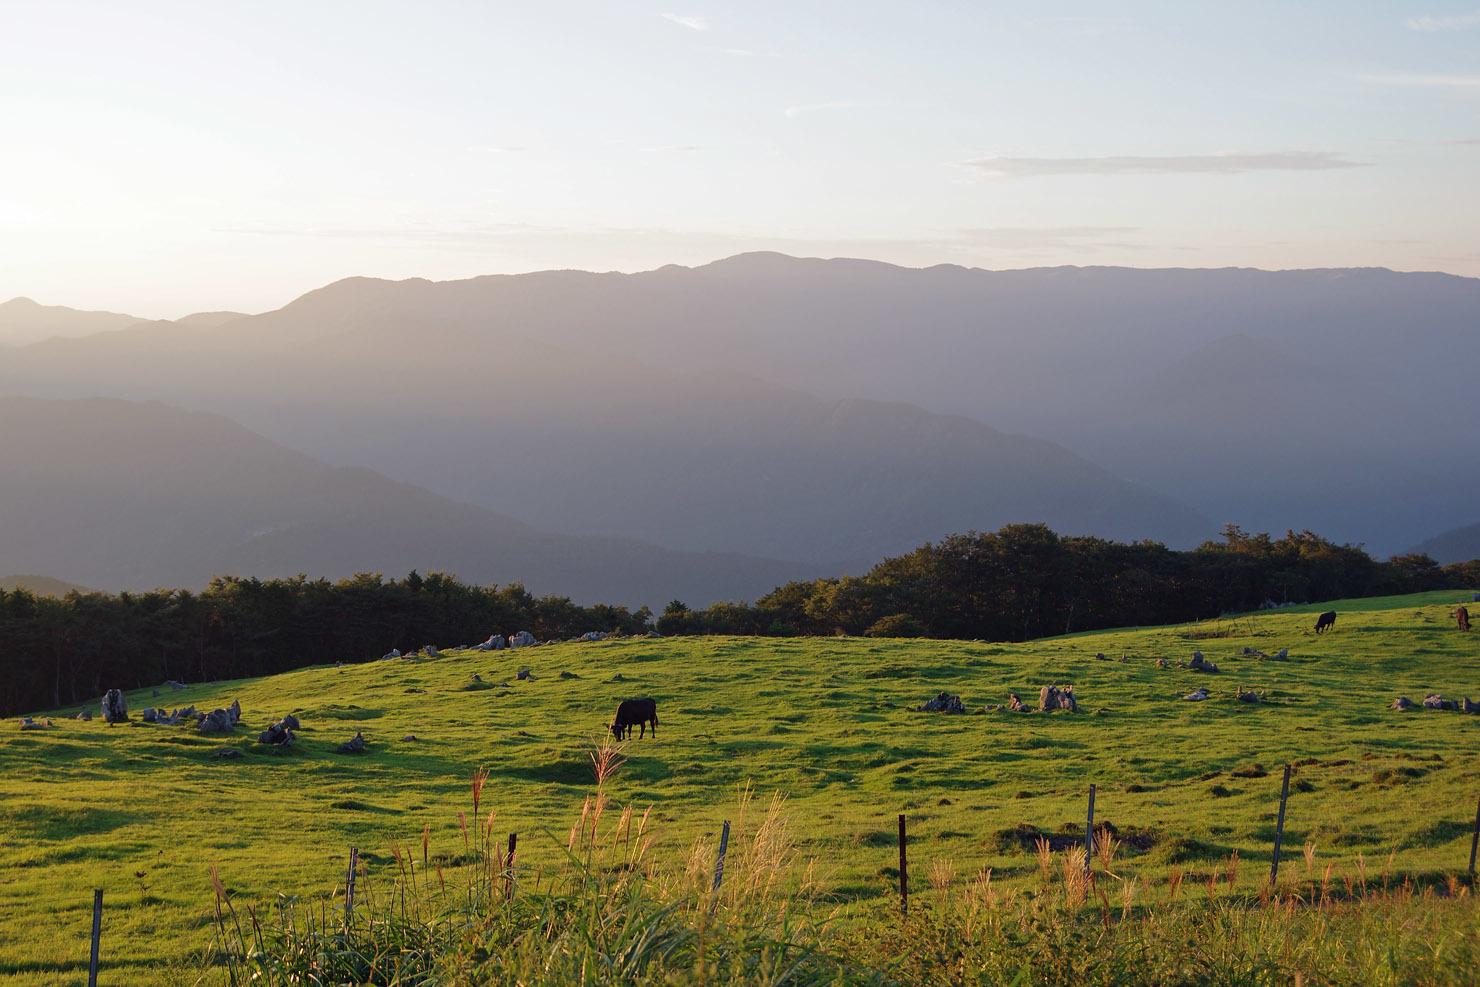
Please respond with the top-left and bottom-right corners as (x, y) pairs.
(6, 523), (1474, 719)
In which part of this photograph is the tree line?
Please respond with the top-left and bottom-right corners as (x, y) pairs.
(657, 524), (1478, 639)
(5, 525), (1474, 718)
(0, 572), (651, 718)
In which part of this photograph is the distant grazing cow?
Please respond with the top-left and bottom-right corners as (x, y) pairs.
(1314, 610), (1337, 634)
(1457, 606), (1471, 632)
(610, 698), (658, 740)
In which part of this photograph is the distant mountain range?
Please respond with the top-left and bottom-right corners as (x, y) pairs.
(1, 253), (1474, 603)
(0, 574), (94, 597)
(1407, 524), (1480, 567)
(0, 295), (249, 346)
(0, 397), (827, 607)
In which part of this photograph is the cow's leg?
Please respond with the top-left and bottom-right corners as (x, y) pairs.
(650, 715), (657, 738)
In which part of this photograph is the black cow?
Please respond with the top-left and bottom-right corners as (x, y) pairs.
(610, 698), (658, 740)
(1314, 610), (1337, 634)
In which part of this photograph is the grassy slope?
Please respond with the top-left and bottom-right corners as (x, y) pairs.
(1, 590), (1477, 982)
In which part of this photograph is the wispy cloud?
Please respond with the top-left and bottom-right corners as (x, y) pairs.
(960, 150), (1366, 178)
(662, 13), (708, 31)
(1361, 73), (1480, 87)
(1404, 11), (1480, 30)
(951, 226), (1143, 251)
(784, 100), (921, 119)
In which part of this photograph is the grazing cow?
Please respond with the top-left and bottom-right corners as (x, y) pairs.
(610, 698), (658, 740)
(1314, 610), (1337, 634)
(1457, 606), (1471, 632)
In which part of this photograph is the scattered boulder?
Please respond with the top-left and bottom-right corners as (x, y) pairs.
(578, 631), (610, 642)
(102, 689), (129, 723)
(257, 722), (295, 747)
(421, 645), (442, 658)
(469, 673), (482, 683)
(74, 708), (92, 721)
(1274, 648), (1288, 660)
(226, 699), (241, 726)
(508, 631), (539, 648)
(1006, 693), (1030, 712)
(646, 630), (662, 638)
(404, 687), (426, 693)
(559, 671), (579, 679)
(1422, 693), (1455, 711)
(402, 734), (417, 742)
(474, 634), (507, 651)
(612, 673), (626, 682)
(1155, 658), (1169, 668)
(1390, 696), (1416, 711)
(1463, 697), (1479, 715)
(1095, 652), (1106, 661)
(1038, 685), (1079, 712)
(161, 705), (196, 726)
(336, 731), (367, 754)
(18, 717), (52, 730)
(1188, 653), (1219, 673)
(380, 648), (402, 660)
(915, 691), (967, 713)
(1235, 688), (1266, 703)
(517, 669), (533, 681)
(141, 707), (158, 723)
(1183, 687), (1210, 702)
(198, 708), (236, 734)
(214, 748), (242, 759)
(164, 680), (188, 691)
(152, 689), (160, 698)
(1117, 653), (1130, 663)
(280, 714), (300, 730)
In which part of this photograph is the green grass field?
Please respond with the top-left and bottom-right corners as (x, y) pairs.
(2, 590), (1478, 983)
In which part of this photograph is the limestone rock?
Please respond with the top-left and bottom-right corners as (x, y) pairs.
(1183, 687), (1209, 701)
(509, 630), (539, 648)
(517, 669), (533, 681)
(198, 708), (235, 734)
(102, 689), (129, 723)
(257, 722), (294, 746)
(915, 691), (967, 713)
(1390, 697), (1416, 710)
(1038, 685), (1079, 712)
(1189, 653), (1219, 673)
(74, 708), (92, 721)
(336, 731), (367, 754)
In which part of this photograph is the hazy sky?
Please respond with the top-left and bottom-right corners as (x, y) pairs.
(4, 0), (1478, 317)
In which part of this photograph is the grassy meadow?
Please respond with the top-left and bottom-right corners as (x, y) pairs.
(1, 590), (1478, 984)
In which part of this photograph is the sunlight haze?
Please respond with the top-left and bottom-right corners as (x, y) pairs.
(3, 0), (1478, 316)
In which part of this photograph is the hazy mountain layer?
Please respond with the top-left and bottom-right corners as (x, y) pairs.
(0, 279), (1216, 563)
(1407, 524), (1480, 566)
(0, 397), (828, 607)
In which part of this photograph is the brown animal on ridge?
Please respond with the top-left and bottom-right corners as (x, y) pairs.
(610, 698), (658, 740)
(1457, 606), (1471, 632)
(1314, 611), (1336, 634)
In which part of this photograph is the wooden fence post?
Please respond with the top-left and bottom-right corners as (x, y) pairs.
(505, 833), (518, 897)
(1085, 784), (1097, 876)
(709, 820), (731, 916)
(1269, 764), (1292, 885)
(87, 889), (102, 987)
(345, 847), (359, 920)
(1469, 793), (1480, 877)
(898, 813), (908, 916)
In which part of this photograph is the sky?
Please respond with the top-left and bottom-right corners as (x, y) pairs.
(2, 0), (1478, 318)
